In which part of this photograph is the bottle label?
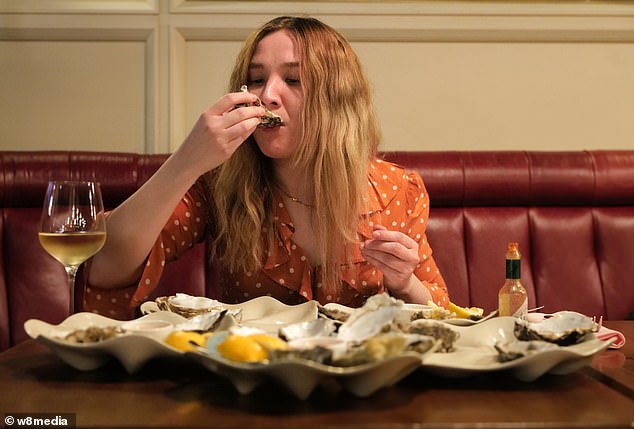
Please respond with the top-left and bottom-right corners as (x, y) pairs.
(511, 296), (528, 319)
(498, 288), (528, 318)
(506, 259), (520, 279)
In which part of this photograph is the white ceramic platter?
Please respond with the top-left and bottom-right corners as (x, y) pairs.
(24, 311), (186, 373)
(323, 302), (496, 326)
(421, 316), (612, 381)
(187, 331), (440, 400)
(25, 296), (318, 374)
(141, 295), (318, 334)
(25, 298), (611, 399)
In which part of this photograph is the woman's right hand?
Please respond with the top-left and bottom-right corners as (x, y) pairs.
(178, 90), (265, 175)
(88, 91), (263, 290)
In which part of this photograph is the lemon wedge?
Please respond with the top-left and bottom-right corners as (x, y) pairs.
(448, 302), (484, 320)
(217, 334), (287, 363)
(165, 331), (209, 352)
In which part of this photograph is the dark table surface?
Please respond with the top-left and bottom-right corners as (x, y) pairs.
(1, 321), (632, 429)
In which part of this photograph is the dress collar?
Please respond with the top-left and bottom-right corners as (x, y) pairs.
(261, 158), (405, 280)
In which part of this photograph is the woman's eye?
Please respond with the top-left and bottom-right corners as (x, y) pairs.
(286, 78), (300, 86)
(247, 78), (264, 87)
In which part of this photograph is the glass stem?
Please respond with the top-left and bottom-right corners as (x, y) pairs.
(64, 265), (80, 315)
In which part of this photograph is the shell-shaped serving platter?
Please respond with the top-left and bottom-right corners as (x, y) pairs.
(188, 330), (439, 400)
(25, 297), (612, 399)
(141, 295), (318, 334)
(421, 316), (612, 381)
(25, 296), (318, 373)
(323, 302), (497, 326)
(24, 311), (186, 373)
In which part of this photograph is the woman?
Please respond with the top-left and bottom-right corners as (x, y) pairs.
(86, 16), (449, 318)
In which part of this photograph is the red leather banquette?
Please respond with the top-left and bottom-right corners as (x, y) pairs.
(1, 150), (633, 351)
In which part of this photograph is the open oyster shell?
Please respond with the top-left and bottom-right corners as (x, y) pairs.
(333, 332), (436, 367)
(155, 293), (226, 318)
(174, 310), (239, 333)
(409, 304), (453, 321)
(336, 294), (403, 343)
(279, 318), (337, 342)
(317, 304), (350, 323)
(495, 339), (559, 362)
(239, 85), (283, 128)
(63, 326), (122, 343)
(514, 311), (597, 346)
(403, 319), (460, 352)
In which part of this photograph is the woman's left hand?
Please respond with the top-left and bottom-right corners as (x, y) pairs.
(360, 224), (419, 295)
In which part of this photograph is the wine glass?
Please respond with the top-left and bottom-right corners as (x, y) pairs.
(39, 181), (107, 315)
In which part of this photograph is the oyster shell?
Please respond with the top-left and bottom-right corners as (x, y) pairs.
(239, 85), (283, 128)
(63, 326), (122, 343)
(174, 309), (239, 333)
(333, 332), (437, 367)
(495, 340), (559, 362)
(269, 346), (334, 365)
(404, 319), (460, 352)
(514, 311), (597, 346)
(409, 305), (453, 321)
(155, 293), (226, 318)
(336, 294), (403, 343)
(279, 318), (337, 342)
(317, 304), (350, 323)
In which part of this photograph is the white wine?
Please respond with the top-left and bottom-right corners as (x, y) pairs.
(38, 231), (107, 267)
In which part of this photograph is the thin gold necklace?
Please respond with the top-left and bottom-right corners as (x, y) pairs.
(277, 186), (314, 208)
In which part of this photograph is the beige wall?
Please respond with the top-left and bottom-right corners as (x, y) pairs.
(1, 0), (633, 153)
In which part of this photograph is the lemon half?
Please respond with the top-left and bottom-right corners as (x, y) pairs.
(448, 302), (484, 320)
(217, 334), (287, 363)
(165, 331), (209, 352)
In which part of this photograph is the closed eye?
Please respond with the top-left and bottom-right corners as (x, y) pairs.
(247, 78), (265, 87)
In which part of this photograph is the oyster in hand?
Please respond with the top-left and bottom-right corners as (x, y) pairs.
(238, 85), (283, 128)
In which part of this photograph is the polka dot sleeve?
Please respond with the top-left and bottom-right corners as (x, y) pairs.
(83, 179), (209, 316)
(402, 171), (450, 309)
(129, 180), (208, 307)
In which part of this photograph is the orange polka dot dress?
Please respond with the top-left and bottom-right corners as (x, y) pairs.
(84, 159), (449, 317)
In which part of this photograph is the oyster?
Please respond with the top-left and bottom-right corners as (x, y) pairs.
(64, 326), (121, 343)
(269, 346), (334, 365)
(174, 309), (239, 333)
(404, 319), (460, 352)
(336, 294), (403, 343)
(514, 311), (597, 346)
(317, 304), (350, 323)
(409, 304), (453, 321)
(239, 85), (283, 128)
(279, 318), (337, 342)
(495, 340), (559, 362)
(333, 333), (436, 367)
(155, 293), (226, 318)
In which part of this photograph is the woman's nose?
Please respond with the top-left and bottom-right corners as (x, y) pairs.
(259, 79), (281, 107)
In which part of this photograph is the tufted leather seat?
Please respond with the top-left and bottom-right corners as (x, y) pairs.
(1, 150), (633, 351)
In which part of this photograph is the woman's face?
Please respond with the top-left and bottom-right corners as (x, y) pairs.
(248, 30), (303, 161)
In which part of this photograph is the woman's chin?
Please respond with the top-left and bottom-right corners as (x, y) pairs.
(254, 136), (298, 160)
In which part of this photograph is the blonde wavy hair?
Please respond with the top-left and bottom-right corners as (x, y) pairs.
(208, 16), (380, 295)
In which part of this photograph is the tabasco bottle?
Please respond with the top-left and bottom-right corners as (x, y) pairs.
(498, 242), (528, 319)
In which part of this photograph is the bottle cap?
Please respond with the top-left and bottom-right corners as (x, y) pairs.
(506, 242), (521, 260)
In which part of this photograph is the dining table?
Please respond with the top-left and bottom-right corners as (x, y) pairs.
(0, 320), (632, 429)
